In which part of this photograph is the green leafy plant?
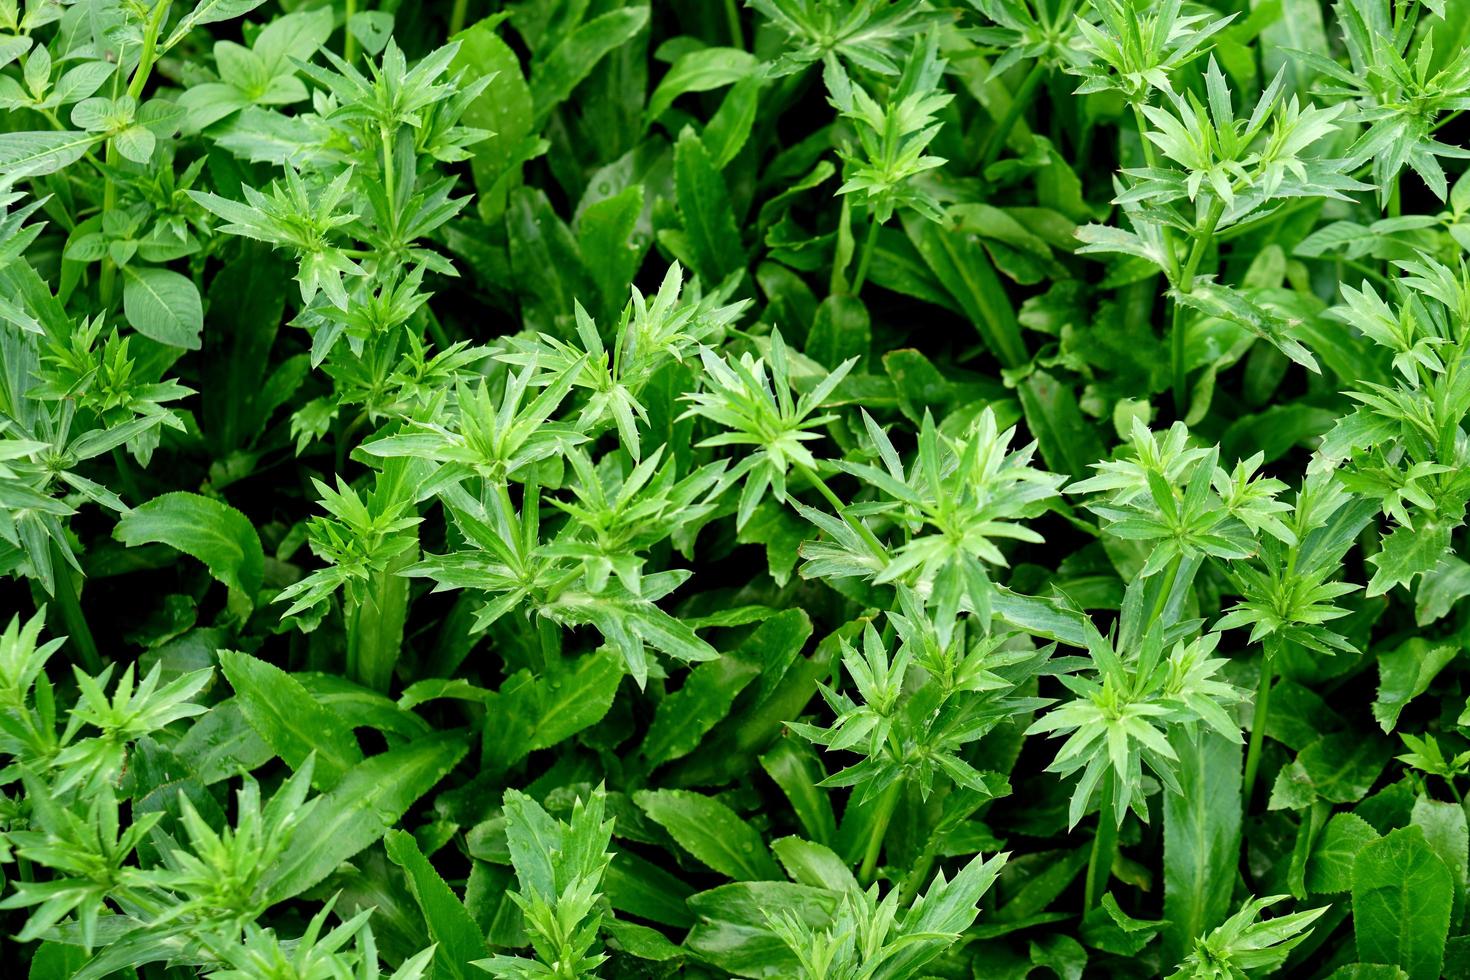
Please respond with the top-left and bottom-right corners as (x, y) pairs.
(2, 0), (1469, 976)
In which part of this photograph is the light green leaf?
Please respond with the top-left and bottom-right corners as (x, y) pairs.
(111, 125), (155, 163)
(166, 0), (270, 50)
(646, 46), (759, 122)
(1307, 812), (1379, 894)
(268, 730), (469, 903)
(1163, 727), (1242, 964)
(1353, 826), (1453, 980)
(1257, 0), (1328, 91)
(218, 650), (363, 790)
(1373, 639), (1458, 732)
(1368, 518), (1454, 597)
(1411, 795), (1468, 926)
(122, 265), (204, 349)
(770, 836), (856, 892)
(347, 11), (394, 56)
(385, 829), (490, 979)
(0, 131), (101, 179)
(114, 492), (263, 602)
(1415, 557), (1470, 626)
(602, 918), (684, 961)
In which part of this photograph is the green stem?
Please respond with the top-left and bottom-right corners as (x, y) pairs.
(425, 307), (451, 350)
(723, 0), (745, 49)
(536, 616), (562, 675)
(345, 0), (358, 62)
(449, 0), (470, 35)
(1147, 553), (1181, 627)
(850, 217), (881, 297)
(1170, 197), (1226, 416)
(99, 0), (170, 310)
(126, 1), (169, 102)
(380, 124), (397, 220)
(110, 447), (144, 505)
(1180, 203), (1225, 286)
(98, 157), (119, 307)
(345, 543), (415, 691)
(858, 781), (902, 886)
(1243, 653), (1274, 813)
(796, 463), (888, 560)
(1084, 775), (1118, 911)
(48, 542), (102, 674)
(897, 833), (941, 905)
(981, 61), (1047, 170)
(1170, 300), (1189, 417)
(1338, 256), (1392, 288)
(1130, 101), (1160, 170)
(336, 411), (368, 473)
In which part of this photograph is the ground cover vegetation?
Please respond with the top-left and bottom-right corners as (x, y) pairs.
(1, 0), (1468, 976)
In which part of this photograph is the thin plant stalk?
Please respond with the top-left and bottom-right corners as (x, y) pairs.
(1242, 642), (1276, 813)
(858, 780), (903, 886)
(48, 542), (102, 674)
(1084, 775), (1118, 911)
(850, 216), (881, 297)
(797, 463), (889, 560)
(345, 543), (415, 691)
(724, 0), (744, 50)
(980, 61), (1047, 170)
(450, 0), (471, 35)
(1170, 197), (1227, 413)
(345, 0), (358, 62)
(99, 0), (171, 309)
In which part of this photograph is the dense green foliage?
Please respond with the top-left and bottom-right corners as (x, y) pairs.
(2, 0), (1470, 976)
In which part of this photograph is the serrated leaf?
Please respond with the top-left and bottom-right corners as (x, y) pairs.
(114, 492), (263, 602)
(1307, 812), (1379, 894)
(634, 788), (782, 881)
(385, 829), (490, 979)
(1270, 733), (1390, 809)
(218, 651), (363, 791)
(1368, 518), (1455, 597)
(1373, 639), (1458, 732)
(1353, 826), (1453, 980)
(267, 731), (469, 903)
